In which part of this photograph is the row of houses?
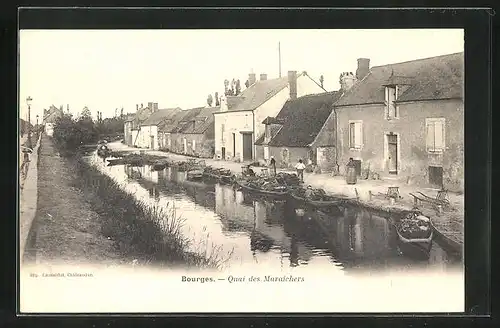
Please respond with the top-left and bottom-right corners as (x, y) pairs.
(125, 52), (464, 192)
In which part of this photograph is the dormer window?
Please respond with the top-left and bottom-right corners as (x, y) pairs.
(385, 85), (398, 120)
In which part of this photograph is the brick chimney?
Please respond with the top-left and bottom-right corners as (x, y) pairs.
(248, 72), (256, 86)
(260, 73), (267, 81)
(219, 94), (228, 112)
(153, 102), (159, 112)
(288, 70), (297, 100)
(356, 58), (370, 80)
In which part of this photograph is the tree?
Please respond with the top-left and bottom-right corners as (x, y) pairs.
(231, 78), (236, 95)
(215, 92), (220, 106)
(207, 94), (213, 107)
(80, 106), (93, 121)
(235, 79), (241, 95)
(120, 108), (124, 117)
(224, 79), (230, 95)
(245, 79), (250, 88)
(320, 75), (324, 88)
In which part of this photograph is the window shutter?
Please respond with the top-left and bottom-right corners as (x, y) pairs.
(435, 120), (444, 150)
(355, 122), (363, 148)
(349, 123), (355, 148)
(426, 121), (434, 151)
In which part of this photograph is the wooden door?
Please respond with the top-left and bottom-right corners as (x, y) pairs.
(387, 134), (398, 174)
(150, 136), (155, 149)
(429, 166), (443, 188)
(221, 147), (226, 159)
(242, 133), (253, 161)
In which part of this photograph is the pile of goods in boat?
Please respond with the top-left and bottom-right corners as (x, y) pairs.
(293, 187), (336, 201)
(246, 177), (288, 192)
(204, 166), (232, 176)
(275, 172), (301, 186)
(398, 212), (432, 239)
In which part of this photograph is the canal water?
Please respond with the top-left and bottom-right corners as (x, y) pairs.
(89, 155), (462, 275)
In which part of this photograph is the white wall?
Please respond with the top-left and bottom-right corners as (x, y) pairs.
(137, 125), (159, 149)
(214, 110), (253, 160)
(45, 123), (54, 137)
(214, 74), (324, 161)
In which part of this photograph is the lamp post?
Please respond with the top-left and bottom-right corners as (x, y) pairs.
(26, 96), (33, 149)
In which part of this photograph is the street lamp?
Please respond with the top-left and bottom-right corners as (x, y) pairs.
(26, 96), (32, 149)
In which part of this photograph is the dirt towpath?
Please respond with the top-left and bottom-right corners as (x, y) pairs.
(23, 135), (125, 267)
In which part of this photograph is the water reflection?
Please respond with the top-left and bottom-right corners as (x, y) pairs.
(93, 156), (462, 273)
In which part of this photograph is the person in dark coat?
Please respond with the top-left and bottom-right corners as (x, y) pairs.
(269, 156), (276, 176)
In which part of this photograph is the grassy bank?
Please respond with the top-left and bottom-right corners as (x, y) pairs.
(71, 156), (231, 269)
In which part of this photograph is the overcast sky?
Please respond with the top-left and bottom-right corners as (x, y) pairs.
(19, 29), (464, 122)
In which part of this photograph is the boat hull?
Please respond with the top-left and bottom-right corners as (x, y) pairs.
(290, 193), (343, 208)
(236, 181), (288, 198)
(396, 229), (433, 260)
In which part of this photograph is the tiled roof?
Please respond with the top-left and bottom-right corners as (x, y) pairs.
(140, 108), (182, 126)
(170, 107), (204, 133)
(226, 75), (296, 112)
(335, 52), (464, 106)
(266, 91), (342, 147)
(158, 110), (192, 133)
(254, 124), (282, 146)
(178, 106), (219, 134)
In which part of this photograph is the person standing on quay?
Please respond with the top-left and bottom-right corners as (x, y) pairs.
(270, 156), (276, 176)
(295, 159), (306, 183)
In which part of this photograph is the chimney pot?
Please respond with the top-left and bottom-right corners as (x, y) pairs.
(259, 73), (267, 81)
(248, 72), (256, 86)
(288, 70), (298, 100)
(356, 58), (370, 80)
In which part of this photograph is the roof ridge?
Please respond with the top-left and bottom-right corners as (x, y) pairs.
(371, 52), (463, 69)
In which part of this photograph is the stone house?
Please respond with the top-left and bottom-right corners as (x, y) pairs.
(171, 106), (219, 158)
(136, 107), (182, 150)
(125, 103), (155, 147)
(157, 110), (193, 151)
(255, 91), (342, 171)
(331, 53), (464, 192)
(168, 107), (204, 154)
(214, 70), (326, 162)
(42, 105), (65, 137)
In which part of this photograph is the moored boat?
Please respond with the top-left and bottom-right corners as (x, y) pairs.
(290, 188), (344, 208)
(236, 180), (289, 198)
(395, 211), (433, 259)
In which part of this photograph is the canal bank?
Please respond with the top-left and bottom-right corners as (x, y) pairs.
(23, 135), (224, 269)
(89, 153), (462, 274)
(107, 142), (464, 256)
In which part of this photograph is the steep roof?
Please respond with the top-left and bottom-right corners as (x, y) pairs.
(179, 106), (219, 134)
(128, 105), (154, 127)
(265, 91), (342, 147)
(254, 124), (282, 146)
(43, 105), (64, 124)
(335, 52), (464, 106)
(140, 107), (182, 126)
(170, 107), (204, 133)
(159, 110), (192, 133)
(226, 72), (313, 112)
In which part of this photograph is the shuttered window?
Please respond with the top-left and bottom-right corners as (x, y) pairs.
(349, 121), (363, 149)
(426, 118), (445, 152)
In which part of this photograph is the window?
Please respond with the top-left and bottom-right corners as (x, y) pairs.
(385, 86), (398, 119)
(349, 121), (363, 149)
(426, 118), (445, 152)
(192, 139), (196, 151)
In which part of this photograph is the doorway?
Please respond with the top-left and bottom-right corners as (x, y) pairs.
(221, 147), (226, 160)
(429, 166), (443, 188)
(387, 133), (398, 174)
(242, 132), (253, 161)
(150, 136), (155, 149)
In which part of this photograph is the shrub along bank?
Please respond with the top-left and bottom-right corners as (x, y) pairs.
(72, 157), (230, 269)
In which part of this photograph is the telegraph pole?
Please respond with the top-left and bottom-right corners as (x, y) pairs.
(26, 96), (33, 149)
(278, 42), (282, 78)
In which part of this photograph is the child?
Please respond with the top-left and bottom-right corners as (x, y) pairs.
(295, 159), (306, 182)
